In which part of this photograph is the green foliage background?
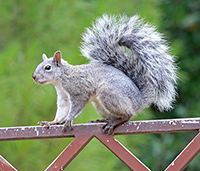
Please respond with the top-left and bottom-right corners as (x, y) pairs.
(0, 0), (200, 170)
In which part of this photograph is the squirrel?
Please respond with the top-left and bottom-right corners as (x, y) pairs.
(32, 14), (177, 134)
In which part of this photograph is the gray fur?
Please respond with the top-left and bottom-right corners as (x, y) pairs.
(80, 14), (177, 111)
(32, 14), (177, 132)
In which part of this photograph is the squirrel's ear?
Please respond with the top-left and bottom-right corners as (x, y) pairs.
(42, 53), (48, 61)
(53, 51), (62, 66)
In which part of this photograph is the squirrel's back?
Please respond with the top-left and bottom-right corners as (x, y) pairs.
(80, 14), (177, 111)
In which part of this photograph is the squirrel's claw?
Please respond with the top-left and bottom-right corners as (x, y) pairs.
(101, 118), (128, 134)
(102, 120), (115, 134)
(102, 122), (115, 135)
(37, 121), (58, 128)
(38, 121), (51, 128)
(88, 119), (108, 123)
(88, 119), (114, 134)
(62, 120), (73, 132)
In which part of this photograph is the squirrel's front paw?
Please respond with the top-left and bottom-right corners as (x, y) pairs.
(37, 121), (56, 128)
(38, 121), (50, 127)
(62, 120), (73, 132)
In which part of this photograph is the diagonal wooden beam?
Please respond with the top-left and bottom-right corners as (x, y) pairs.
(0, 155), (18, 171)
(96, 134), (151, 171)
(45, 134), (93, 171)
(165, 130), (200, 171)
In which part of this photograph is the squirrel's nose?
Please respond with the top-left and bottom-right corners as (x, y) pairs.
(32, 73), (37, 80)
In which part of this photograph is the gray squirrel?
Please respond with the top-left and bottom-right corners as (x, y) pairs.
(32, 14), (177, 134)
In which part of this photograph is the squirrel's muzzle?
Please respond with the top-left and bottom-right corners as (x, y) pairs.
(32, 73), (48, 85)
(32, 73), (36, 80)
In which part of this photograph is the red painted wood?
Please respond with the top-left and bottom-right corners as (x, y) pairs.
(0, 118), (200, 170)
(45, 134), (93, 171)
(0, 155), (18, 171)
(96, 134), (151, 171)
(165, 130), (200, 171)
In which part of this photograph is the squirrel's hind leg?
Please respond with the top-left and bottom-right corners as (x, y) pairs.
(92, 88), (135, 134)
(88, 117), (130, 134)
(102, 117), (130, 134)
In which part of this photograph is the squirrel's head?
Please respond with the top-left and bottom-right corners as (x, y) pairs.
(32, 51), (66, 85)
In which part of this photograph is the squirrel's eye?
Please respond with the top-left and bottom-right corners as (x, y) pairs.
(44, 65), (52, 71)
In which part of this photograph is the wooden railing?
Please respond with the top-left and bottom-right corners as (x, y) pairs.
(1, 118), (200, 171)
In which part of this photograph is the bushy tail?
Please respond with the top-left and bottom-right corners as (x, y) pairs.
(80, 14), (177, 111)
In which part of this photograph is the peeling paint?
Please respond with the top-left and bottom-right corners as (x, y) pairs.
(15, 129), (19, 132)
(136, 123), (141, 130)
(181, 120), (199, 124)
(128, 122), (133, 125)
(34, 127), (39, 136)
(169, 120), (176, 125)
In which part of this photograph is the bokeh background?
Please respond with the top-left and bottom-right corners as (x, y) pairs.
(0, 0), (200, 170)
